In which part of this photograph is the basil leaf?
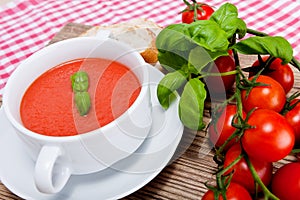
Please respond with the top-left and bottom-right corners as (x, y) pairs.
(75, 92), (91, 116)
(210, 3), (247, 39)
(232, 36), (293, 64)
(156, 24), (195, 71)
(179, 78), (206, 130)
(157, 70), (187, 109)
(71, 71), (89, 92)
(185, 20), (229, 52)
(156, 24), (195, 52)
(157, 51), (189, 72)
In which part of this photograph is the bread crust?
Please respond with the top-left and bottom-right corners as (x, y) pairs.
(80, 18), (162, 64)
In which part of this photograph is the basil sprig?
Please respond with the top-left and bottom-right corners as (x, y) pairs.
(232, 36), (293, 64)
(71, 71), (91, 116)
(156, 2), (294, 130)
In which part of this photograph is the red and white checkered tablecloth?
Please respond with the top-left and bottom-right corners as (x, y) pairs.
(1, 0), (300, 96)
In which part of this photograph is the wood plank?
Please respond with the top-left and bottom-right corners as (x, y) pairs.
(0, 22), (299, 200)
(0, 185), (20, 200)
(47, 23), (92, 45)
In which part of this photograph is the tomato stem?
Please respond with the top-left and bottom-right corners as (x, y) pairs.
(213, 127), (238, 162)
(232, 48), (244, 117)
(218, 154), (244, 176)
(291, 58), (300, 70)
(198, 69), (238, 79)
(262, 55), (276, 69)
(292, 149), (300, 154)
(244, 155), (280, 200)
(215, 154), (244, 200)
(193, 3), (198, 22)
(182, 0), (191, 7)
(281, 91), (300, 115)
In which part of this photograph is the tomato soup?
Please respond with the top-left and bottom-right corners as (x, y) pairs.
(20, 58), (141, 136)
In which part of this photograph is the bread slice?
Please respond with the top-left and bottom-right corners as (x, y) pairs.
(80, 18), (163, 64)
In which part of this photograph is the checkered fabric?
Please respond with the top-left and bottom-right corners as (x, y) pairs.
(1, 0), (300, 95)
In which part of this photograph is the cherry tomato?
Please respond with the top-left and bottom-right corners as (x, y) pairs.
(285, 99), (300, 147)
(182, 2), (214, 24)
(250, 56), (294, 93)
(223, 144), (273, 193)
(204, 56), (236, 94)
(209, 105), (245, 149)
(271, 162), (300, 200)
(202, 182), (252, 200)
(241, 109), (295, 162)
(241, 75), (286, 113)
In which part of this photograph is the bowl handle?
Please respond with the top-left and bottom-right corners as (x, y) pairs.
(34, 145), (72, 194)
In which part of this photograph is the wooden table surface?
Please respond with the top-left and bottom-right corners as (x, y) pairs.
(0, 23), (298, 200)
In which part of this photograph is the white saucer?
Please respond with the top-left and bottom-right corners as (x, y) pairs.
(0, 66), (184, 200)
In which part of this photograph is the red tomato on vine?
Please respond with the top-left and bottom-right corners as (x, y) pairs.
(241, 108), (295, 162)
(204, 56), (236, 94)
(208, 105), (245, 149)
(202, 182), (252, 200)
(223, 144), (273, 193)
(271, 162), (300, 200)
(284, 99), (300, 147)
(181, 1), (214, 24)
(241, 75), (286, 113)
(250, 56), (294, 94)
